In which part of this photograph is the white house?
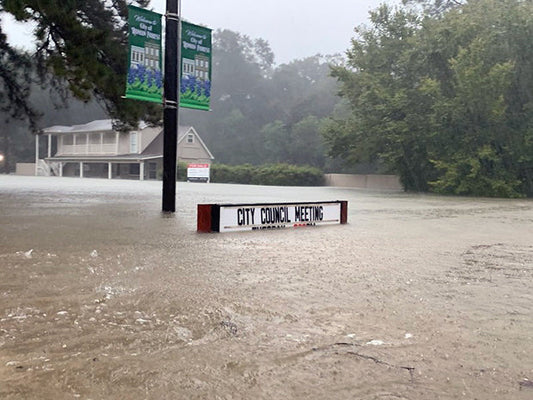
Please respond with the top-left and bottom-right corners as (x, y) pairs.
(35, 119), (214, 180)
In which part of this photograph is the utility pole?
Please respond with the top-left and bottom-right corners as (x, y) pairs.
(162, 0), (181, 212)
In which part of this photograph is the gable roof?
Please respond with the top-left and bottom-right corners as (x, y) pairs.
(142, 126), (214, 160)
(42, 119), (150, 134)
(178, 126), (214, 159)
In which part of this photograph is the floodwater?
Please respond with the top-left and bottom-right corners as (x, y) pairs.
(1, 175), (532, 399)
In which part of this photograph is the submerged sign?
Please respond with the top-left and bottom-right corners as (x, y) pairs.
(180, 21), (212, 111)
(198, 201), (348, 233)
(126, 6), (163, 103)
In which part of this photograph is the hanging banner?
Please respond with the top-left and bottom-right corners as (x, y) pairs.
(180, 21), (212, 111)
(125, 5), (163, 103)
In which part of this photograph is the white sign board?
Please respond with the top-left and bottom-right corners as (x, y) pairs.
(217, 202), (343, 232)
(187, 163), (210, 182)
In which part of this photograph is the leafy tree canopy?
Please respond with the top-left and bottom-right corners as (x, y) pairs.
(402, 0), (465, 16)
(181, 30), (343, 169)
(0, 15), (38, 128)
(0, 0), (160, 129)
(325, 0), (533, 197)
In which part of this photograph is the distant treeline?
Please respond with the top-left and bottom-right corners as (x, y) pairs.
(180, 30), (345, 172)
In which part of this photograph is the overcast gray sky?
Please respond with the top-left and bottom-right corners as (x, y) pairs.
(3, 0), (399, 65)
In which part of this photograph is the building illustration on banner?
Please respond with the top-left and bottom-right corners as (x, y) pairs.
(195, 55), (210, 80)
(130, 42), (161, 71)
(130, 43), (161, 71)
(182, 55), (209, 81)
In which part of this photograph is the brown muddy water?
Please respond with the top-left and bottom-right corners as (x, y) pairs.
(1, 175), (532, 399)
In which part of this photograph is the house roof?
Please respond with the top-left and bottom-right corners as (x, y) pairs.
(42, 119), (149, 134)
(142, 126), (192, 156)
(142, 126), (215, 160)
(45, 154), (163, 162)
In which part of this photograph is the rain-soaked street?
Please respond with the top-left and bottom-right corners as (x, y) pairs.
(1, 175), (532, 399)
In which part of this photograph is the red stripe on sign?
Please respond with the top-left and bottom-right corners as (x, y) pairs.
(340, 201), (348, 224)
(197, 204), (213, 232)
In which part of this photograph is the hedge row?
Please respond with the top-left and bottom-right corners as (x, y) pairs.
(177, 162), (324, 186)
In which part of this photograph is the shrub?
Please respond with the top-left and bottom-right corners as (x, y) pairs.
(211, 163), (324, 186)
(177, 161), (188, 181)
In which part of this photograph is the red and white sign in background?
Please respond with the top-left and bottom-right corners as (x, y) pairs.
(187, 163), (210, 182)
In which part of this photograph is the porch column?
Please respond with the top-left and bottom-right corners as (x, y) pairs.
(35, 134), (39, 175)
(80, 162), (84, 178)
(139, 161), (145, 181)
(47, 134), (52, 158)
(59, 162), (63, 177)
(108, 163), (112, 179)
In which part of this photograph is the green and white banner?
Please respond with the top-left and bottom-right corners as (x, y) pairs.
(180, 21), (212, 111)
(126, 5), (163, 103)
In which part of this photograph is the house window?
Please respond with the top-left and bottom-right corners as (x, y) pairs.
(187, 134), (194, 144)
(183, 59), (195, 75)
(63, 135), (73, 145)
(130, 132), (138, 153)
(131, 46), (144, 66)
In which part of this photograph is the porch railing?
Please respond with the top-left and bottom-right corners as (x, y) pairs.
(58, 143), (117, 155)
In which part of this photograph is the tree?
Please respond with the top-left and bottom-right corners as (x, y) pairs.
(402, 0), (464, 16)
(267, 55), (341, 123)
(326, 4), (435, 190)
(261, 121), (290, 163)
(326, 0), (533, 197)
(0, 0), (161, 128)
(181, 30), (341, 168)
(289, 116), (326, 168)
(0, 79), (107, 173)
(181, 29), (277, 164)
(1, 19), (39, 172)
(0, 18), (38, 128)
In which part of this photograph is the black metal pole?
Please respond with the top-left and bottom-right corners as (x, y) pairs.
(162, 0), (181, 212)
